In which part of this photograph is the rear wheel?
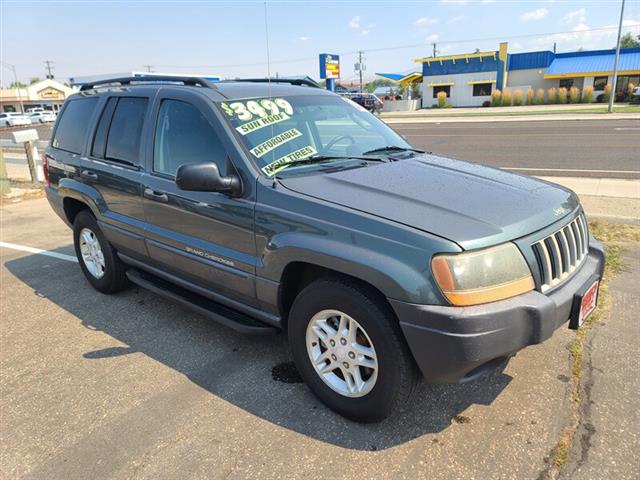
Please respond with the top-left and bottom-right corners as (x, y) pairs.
(73, 210), (128, 294)
(288, 278), (419, 422)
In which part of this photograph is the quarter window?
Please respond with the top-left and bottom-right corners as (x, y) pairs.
(153, 99), (229, 177)
(105, 97), (148, 165)
(433, 86), (451, 98)
(91, 97), (118, 159)
(472, 83), (493, 96)
(52, 98), (99, 154)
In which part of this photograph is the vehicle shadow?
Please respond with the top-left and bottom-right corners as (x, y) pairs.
(5, 249), (512, 451)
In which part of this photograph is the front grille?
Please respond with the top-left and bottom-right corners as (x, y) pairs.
(532, 214), (589, 292)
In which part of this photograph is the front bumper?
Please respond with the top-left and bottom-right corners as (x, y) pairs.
(390, 240), (605, 383)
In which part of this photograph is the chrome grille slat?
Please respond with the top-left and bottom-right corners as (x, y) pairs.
(532, 214), (589, 292)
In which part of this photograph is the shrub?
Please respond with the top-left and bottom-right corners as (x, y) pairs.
(558, 87), (568, 104)
(437, 91), (447, 108)
(627, 82), (636, 101)
(525, 88), (534, 105)
(482, 100), (491, 107)
(491, 89), (502, 107)
(569, 86), (581, 103)
(602, 84), (612, 103)
(547, 87), (558, 104)
(582, 85), (594, 103)
(534, 88), (545, 105)
(513, 89), (523, 106)
(501, 89), (512, 106)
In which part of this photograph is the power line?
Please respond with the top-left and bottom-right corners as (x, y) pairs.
(143, 64), (155, 72)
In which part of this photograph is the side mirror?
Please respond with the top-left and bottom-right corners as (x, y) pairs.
(175, 163), (241, 196)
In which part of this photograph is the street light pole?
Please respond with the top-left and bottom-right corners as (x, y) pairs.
(1, 62), (25, 113)
(608, 0), (625, 113)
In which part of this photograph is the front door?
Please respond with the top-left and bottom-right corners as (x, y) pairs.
(141, 90), (257, 307)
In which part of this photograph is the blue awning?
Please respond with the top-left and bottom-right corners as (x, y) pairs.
(544, 48), (640, 78)
(375, 73), (406, 81)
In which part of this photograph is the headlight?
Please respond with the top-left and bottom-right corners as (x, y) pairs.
(431, 243), (534, 306)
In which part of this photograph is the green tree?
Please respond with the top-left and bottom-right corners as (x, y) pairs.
(364, 78), (395, 94)
(9, 81), (27, 88)
(29, 77), (41, 85)
(619, 33), (640, 49)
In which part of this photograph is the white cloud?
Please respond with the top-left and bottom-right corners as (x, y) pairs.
(563, 8), (587, 25)
(361, 29), (370, 36)
(298, 36), (311, 42)
(446, 15), (465, 24)
(441, 0), (469, 4)
(534, 19), (640, 52)
(426, 33), (440, 42)
(481, 0), (496, 3)
(519, 8), (549, 22)
(415, 17), (438, 26)
(348, 16), (360, 29)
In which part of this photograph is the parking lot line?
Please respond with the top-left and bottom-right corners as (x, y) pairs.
(0, 241), (77, 262)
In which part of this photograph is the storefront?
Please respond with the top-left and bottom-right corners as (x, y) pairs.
(0, 79), (76, 113)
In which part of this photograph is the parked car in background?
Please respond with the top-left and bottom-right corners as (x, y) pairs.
(0, 112), (32, 127)
(29, 111), (57, 123)
(340, 92), (383, 113)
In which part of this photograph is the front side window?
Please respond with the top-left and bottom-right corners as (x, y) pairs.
(218, 94), (410, 176)
(52, 97), (99, 154)
(472, 83), (493, 96)
(433, 86), (451, 98)
(153, 99), (229, 177)
(105, 97), (148, 165)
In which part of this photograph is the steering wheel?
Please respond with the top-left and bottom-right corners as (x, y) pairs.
(320, 134), (356, 154)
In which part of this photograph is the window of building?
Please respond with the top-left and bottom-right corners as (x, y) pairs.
(615, 75), (640, 93)
(105, 97), (148, 165)
(559, 78), (575, 89)
(153, 99), (229, 177)
(593, 76), (608, 91)
(3, 105), (16, 113)
(472, 83), (493, 96)
(433, 85), (451, 98)
(52, 97), (99, 154)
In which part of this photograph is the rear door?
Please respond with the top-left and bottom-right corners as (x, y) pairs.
(141, 89), (257, 306)
(81, 94), (151, 259)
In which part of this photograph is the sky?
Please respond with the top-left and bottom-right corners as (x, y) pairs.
(1, 0), (639, 85)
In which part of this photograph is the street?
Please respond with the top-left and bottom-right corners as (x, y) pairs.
(391, 119), (640, 179)
(1, 196), (639, 480)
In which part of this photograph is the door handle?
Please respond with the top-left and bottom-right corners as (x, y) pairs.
(144, 188), (169, 203)
(81, 170), (98, 180)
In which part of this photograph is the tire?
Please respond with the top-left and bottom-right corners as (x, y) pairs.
(73, 210), (129, 294)
(288, 277), (419, 422)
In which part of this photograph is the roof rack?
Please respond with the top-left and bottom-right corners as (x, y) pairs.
(222, 77), (321, 89)
(79, 75), (218, 92)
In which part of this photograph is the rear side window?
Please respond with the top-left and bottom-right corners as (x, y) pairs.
(153, 99), (229, 177)
(105, 97), (148, 165)
(91, 97), (118, 159)
(52, 98), (99, 154)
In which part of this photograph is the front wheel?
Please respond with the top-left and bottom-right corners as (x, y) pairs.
(288, 278), (419, 422)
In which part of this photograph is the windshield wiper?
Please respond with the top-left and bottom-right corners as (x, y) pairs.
(362, 145), (425, 155)
(273, 155), (384, 176)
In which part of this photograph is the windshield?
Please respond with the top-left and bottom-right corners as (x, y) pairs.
(217, 94), (411, 176)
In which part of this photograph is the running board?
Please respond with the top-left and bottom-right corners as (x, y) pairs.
(126, 269), (279, 335)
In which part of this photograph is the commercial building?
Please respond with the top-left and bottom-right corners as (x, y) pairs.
(0, 79), (76, 113)
(377, 43), (640, 108)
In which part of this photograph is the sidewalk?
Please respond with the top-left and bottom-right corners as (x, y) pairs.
(380, 104), (640, 124)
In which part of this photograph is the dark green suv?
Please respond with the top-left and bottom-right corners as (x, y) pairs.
(45, 76), (604, 422)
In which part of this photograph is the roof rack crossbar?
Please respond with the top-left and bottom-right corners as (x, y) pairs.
(79, 75), (218, 91)
(222, 77), (321, 89)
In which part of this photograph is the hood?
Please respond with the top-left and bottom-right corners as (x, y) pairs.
(279, 154), (580, 250)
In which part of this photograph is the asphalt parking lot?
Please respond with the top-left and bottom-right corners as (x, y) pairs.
(1, 197), (638, 479)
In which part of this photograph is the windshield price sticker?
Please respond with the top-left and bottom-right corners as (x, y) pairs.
(250, 128), (302, 158)
(235, 112), (290, 135)
(222, 98), (294, 123)
(262, 145), (317, 177)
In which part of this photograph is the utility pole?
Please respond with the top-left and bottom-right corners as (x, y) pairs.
(356, 51), (365, 92)
(608, 0), (625, 113)
(431, 42), (439, 58)
(43, 60), (54, 79)
(1, 62), (25, 112)
(143, 64), (155, 73)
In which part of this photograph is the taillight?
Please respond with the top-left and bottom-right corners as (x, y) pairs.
(42, 153), (50, 185)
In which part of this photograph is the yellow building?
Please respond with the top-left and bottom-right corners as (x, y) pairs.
(0, 79), (77, 113)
